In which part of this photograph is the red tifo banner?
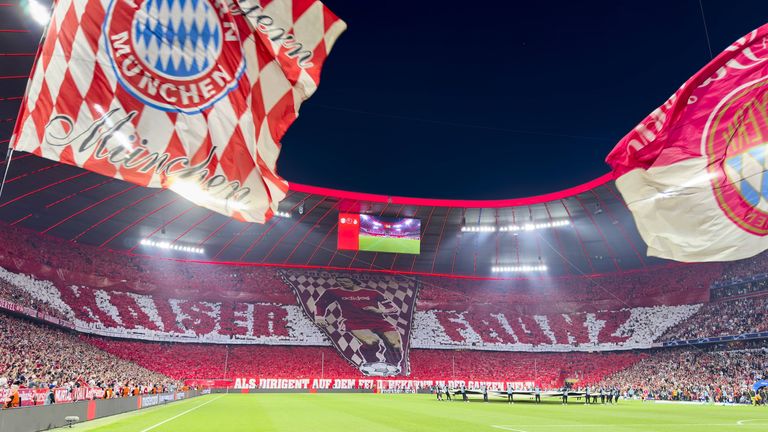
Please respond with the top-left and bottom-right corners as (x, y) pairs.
(607, 23), (768, 262)
(185, 378), (538, 391)
(10, 0), (345, 223)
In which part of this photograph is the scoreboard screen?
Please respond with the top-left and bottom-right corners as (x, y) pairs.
(338, 213), (421, 254)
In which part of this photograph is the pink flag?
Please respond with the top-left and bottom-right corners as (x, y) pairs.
(11, 0), (345, 223)
(607, 24), (768, 262)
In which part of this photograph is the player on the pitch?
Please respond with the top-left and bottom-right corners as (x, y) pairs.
(313, 276), (403, 376)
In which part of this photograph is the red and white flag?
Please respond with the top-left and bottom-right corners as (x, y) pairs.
(607, 24), (768, 262)
(11, 0), (345, 222)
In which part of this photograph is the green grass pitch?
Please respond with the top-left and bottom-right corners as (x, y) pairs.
(359, 236), (420, 254)
(52, 393), (768, 432)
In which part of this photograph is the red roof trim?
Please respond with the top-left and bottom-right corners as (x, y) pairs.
(289, 173), (615, 208)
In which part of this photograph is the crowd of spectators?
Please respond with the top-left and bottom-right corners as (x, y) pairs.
(0, 264), (706, 350)
(0, 222), (293, 304)
(0, 306), (764, 407)
(714, 250), (768, 287)
(0, 259), (706, 351)
(409, 350), (643, 387)
(597, 343), (768, 403)
(0, 221), (766, 405)
(419, 264), (717, 314)
(0, 277), (67, 321)
(660, 294), (768, 342)
(84, 339), (358, 380)
(0, 312), (175, 403)
(711, 277), (768, 301)
(81, 335), (645, 386)
(412, 304), (701, 350)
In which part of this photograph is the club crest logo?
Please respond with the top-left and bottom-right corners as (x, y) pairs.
(706, 76), (768, 235)
(104, 0), (246, 113)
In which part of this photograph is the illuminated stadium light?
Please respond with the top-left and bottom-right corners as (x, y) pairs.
(26, 0), (51, 26)
(461, 225), (497, 233)
(463, 220), (570, 233)
(499, 219), (571, 232)
(140, 239), (205, 255)
(491, 264), (548, 273)
(274, 211), (291, 218)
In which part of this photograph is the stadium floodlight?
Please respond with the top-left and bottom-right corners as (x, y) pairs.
(274, 211), (291, 218)
(491, 265), (548, 273)
(139, 239), (205, 255)
(26, 0), (51, 26)
(499, 220), (571, 232)
(463, 220), (570, 233)
(461, 225), (497, 233)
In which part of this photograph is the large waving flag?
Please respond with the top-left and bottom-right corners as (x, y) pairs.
(279, 270), (420, 377)
(10, 0), (345, 223)
(607, 24), (768, 262)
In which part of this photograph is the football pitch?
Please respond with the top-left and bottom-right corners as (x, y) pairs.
(51, 393), (768, 432)
(359, 236), (420, 254)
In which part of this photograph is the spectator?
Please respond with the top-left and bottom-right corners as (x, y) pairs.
(661, 295), (768, 342)
(597, 344), (768, 404)
(0, 313), (175, 398)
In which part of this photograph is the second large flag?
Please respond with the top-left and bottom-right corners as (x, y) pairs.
(607, 24), (768, 262)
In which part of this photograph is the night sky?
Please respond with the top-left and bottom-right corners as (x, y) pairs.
(277, 0), (768, 199)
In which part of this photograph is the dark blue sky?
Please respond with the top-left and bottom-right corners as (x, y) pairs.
(277, 0), (768, 199)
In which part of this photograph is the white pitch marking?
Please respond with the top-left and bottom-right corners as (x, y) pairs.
(491, 421), (768, 429)
(737, 419), (762, 426)
(139, 396), (223, 432)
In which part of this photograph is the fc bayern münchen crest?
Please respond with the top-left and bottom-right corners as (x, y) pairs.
(706, 76), (768, 235)
(104, 0), (246, 113)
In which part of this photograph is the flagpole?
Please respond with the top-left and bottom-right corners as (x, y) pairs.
(224, 345), (230, 395)
(224, 345), (230, 379)
(1, 1), (54, 204)
(0, 148), (12, 201)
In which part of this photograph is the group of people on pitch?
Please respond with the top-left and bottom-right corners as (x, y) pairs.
(433, 385), (544, 403)
(560, 386), (620, 405)
(433, 384), (484, 402)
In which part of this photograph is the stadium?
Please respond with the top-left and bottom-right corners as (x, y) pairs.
(1, 1), (768, 431)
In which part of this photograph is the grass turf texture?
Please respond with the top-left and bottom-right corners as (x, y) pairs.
(52, 393), (768, 432)
(358, 235), (420, 254)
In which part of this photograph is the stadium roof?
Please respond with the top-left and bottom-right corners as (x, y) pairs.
(0, 4), (670, 279)
(0, 150), (668, 278)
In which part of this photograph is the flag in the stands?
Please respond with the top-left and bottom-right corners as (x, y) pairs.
(606, 24), (768, 262)
(279, 270), (420, 377)
(10, 0), (345, 223)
